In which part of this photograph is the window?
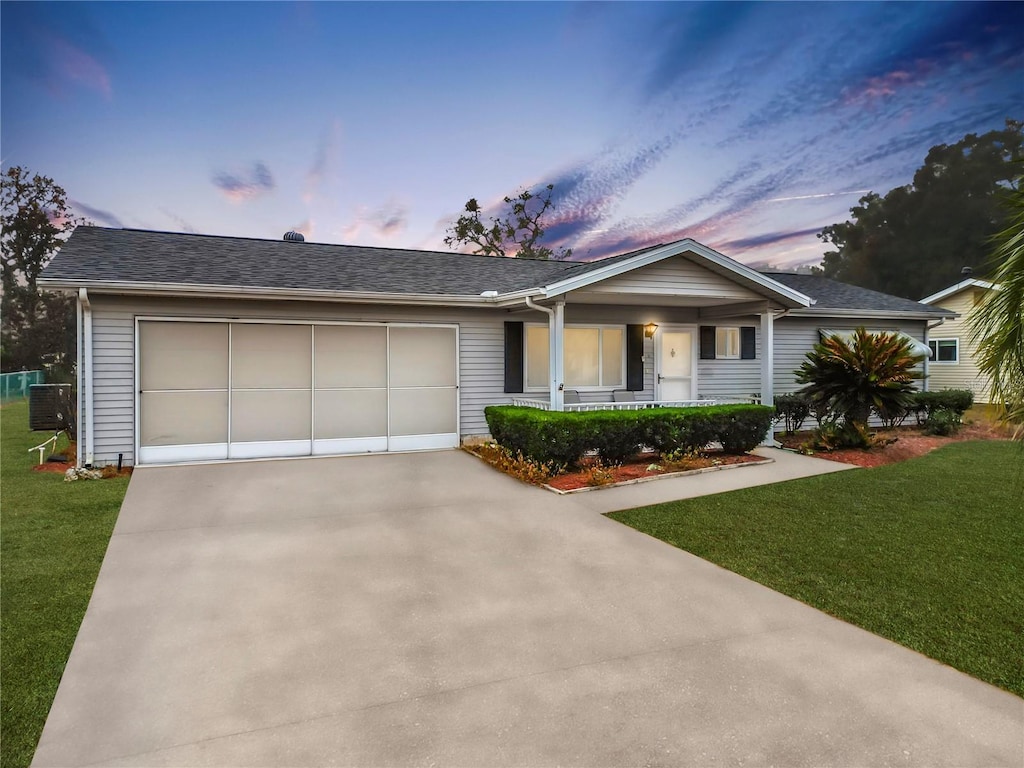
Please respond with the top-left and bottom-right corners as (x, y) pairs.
(715, 327), (740, 359)
(928, 338), (958, 363)
(525, 325), (624, 389)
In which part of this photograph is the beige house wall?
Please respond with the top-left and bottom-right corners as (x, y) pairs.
(925, 288), (992, 403)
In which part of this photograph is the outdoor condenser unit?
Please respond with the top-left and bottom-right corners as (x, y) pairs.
(28, 384), (72, 432)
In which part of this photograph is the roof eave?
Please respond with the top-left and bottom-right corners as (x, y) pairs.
(920, 278), (998, 305)
(786, 307), (958, 321)
(539, 239), (813, 308)
(38, 278), (501, 307)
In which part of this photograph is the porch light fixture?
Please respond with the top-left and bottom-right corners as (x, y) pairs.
(644, 323), (658, 338)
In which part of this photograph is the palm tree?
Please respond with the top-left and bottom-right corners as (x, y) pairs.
(971, 181), (1024, 438)
(795, 328), (921, 444)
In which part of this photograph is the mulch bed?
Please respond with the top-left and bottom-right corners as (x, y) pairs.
(546, 452), (765, 491)
(31, 460), (132, 478)
(777, 420), (1013, 468)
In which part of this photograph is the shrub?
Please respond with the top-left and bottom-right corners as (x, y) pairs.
(484, 404), (774, 465)
(773, 393), (811, 433)
(796, 328), (921, 431)
(912, 389), (974, 425)
(923, 408), (963, 436)
(579, 457), (616, 486)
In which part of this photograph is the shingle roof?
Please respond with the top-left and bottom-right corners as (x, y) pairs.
(43, 227), (945, 317)
(764, 272), (948, 315)
(42, 227), (582, 295)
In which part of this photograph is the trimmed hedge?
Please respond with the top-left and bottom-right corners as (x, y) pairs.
(912, 389), (974, 420)
(484, 404), (774, 466)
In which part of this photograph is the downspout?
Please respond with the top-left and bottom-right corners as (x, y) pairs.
(76, 293), (83, 467)
(525, 296), (564, 411)
(79, 288), (94, 466)
(923, 317), (945, 393)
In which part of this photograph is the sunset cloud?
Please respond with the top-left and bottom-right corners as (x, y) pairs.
(212, 162), (275, 202)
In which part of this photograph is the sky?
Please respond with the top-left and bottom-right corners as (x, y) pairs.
(2, 1), (1021, 270)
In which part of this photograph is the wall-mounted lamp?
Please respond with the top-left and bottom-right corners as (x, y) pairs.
(643, 323), (658, 339)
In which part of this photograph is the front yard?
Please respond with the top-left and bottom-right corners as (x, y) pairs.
(0, 401), (129, 768)
(609, 440), (1024, 697)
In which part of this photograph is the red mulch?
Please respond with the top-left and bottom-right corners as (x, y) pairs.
(546, 452), (765, 491)
(31, 461), (133, 478)
(777, 421), (1012, 469)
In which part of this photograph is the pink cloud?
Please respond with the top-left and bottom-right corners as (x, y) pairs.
(47, 33), (112, 100)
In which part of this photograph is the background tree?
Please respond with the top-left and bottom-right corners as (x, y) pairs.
(444, 183), (572, 260)
(816, 120), (1022, 300)
(970, 177), (1024, 437)
(1, 167), (85, 379)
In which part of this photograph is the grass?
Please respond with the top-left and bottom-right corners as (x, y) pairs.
(1, 400), (129, 768)
(609, 440), (1024, 697)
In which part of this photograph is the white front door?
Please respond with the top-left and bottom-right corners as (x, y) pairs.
(657, 329), (695, 401)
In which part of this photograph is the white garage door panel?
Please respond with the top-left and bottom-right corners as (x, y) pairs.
(314, 326), (387, 388)
(388, 327), (457, 387)
(139, 322), (228, 391)
(314, 389), (387, 439)
(232, 324), (312, 389)
(389, 388), (458, 437)
(140, 391), (228, 446)
(231, 390), (312, 442)
(138, 321), (458, 463)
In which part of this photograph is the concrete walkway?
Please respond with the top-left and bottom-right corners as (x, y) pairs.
(33, 450), (1022, 767)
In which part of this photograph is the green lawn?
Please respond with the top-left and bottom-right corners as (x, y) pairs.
(609, 440), (1024, 697)
(1, 401), (129, 768)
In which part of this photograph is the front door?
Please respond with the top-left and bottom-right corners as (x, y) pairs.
(657, 329), (694, 402)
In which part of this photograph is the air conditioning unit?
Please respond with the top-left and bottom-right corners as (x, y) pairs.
(29, 384), (72, 431)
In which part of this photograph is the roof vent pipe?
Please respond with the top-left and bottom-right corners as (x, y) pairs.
(283, 231), (305, 242)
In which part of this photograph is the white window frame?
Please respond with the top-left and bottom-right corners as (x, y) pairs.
(524, 323), (626, 392)
(715, 327), (741, 359)
(929, 338), (959, 364)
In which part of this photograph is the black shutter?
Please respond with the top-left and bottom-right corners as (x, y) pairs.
(626, 324), (644, 391)
(504, 321), (524, 393)
(699, 326), (716, 360)
(740, 327), (756, 359)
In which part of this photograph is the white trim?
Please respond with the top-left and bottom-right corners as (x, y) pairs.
(928, 338), (960, 365)
(540, 239), (814, 308)
(388, 433), (460, 452)
(82, 289), (94, 465)
(313, 436), (388, 455)
(229, 440), (312, 460)
(921, 278), (998, 306)
(788, 307), (955, 321)
(523, 322), (627, 393)
(139, 442), (229, 464)
(76, 295), (83, 467)
(654, 325), (698, 401)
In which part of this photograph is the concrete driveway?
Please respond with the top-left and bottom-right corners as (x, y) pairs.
(33, 450), (1022, 767)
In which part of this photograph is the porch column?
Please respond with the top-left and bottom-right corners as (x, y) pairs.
(760, 311), (774, 408)
(550, 300), (565, 411)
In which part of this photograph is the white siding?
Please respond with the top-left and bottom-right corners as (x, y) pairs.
(773, 316), (929, 395)
(572, 255), (762, 300)
(925, 289), (991, 402)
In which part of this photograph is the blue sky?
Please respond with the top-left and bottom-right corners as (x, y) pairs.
(2, 1), (1021, 269)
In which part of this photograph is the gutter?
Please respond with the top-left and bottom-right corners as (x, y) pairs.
(79, 288), (94, 466)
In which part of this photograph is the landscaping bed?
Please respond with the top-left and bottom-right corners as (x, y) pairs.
(777, 419), (1013, 468)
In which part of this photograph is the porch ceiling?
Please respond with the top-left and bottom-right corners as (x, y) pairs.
(562, 291), (776, 312)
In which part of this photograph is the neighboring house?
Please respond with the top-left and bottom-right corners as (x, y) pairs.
(39, 227), (952, 467)
(921, 278), (999, 403)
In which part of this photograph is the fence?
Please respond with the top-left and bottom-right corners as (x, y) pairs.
(0, 370), (45, 403)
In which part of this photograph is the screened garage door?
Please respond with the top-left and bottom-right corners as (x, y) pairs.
(138, 321), (458, 464)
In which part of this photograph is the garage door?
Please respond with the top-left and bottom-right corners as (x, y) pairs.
(137, 320), (458, 464)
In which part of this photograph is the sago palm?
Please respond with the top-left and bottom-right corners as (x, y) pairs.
(795, 328), (922, 430)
